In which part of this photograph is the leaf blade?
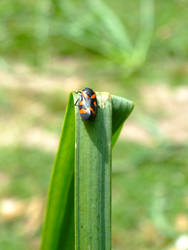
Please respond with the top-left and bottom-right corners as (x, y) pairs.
(74, 93), (112, 250)
(112, 95), (134, 146)
(40, 94), (75, 250)
(40, 91), (134, 250)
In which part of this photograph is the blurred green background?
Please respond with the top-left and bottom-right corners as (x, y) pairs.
(0, 0), (188, 249)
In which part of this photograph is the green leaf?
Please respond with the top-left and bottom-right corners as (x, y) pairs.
(74, 93), (112, 249)
(112, 95), (134, 146)
(40, 91), (134, 250)
(40, 94), (75, 250)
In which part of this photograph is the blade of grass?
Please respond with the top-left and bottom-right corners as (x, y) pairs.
(86, 0), (132, 52)
(74, 93), (134, 249)
(53, 0), (132, 62)
(132, 0), (154, 66)
(40, 91), (134, 250)
(54, 0), (154, 69)
(74, 93), (112, 249)
(112, 95), (134, 146)
(40, 94), (75, 250)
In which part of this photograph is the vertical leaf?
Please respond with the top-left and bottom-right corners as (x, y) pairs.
(40, 91), (134, 250)
(75, 93), (112, 250)
(40, 94), (75, 250)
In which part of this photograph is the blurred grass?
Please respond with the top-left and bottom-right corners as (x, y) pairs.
(0, 146), (53, 198)
(1, 140), (188, 249)
(0, 0), (187, 66)
(112, 141), (188, 249)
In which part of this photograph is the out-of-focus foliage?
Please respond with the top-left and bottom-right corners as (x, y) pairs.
(0, 0), (187, 65)
(54, 0), (153, 68)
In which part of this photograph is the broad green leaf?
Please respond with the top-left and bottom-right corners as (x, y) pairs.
(112, 95), (134, 146)
(74, 93), (112, 250)
(40, 91), (134, 250)
(40, 95), (75, 250)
